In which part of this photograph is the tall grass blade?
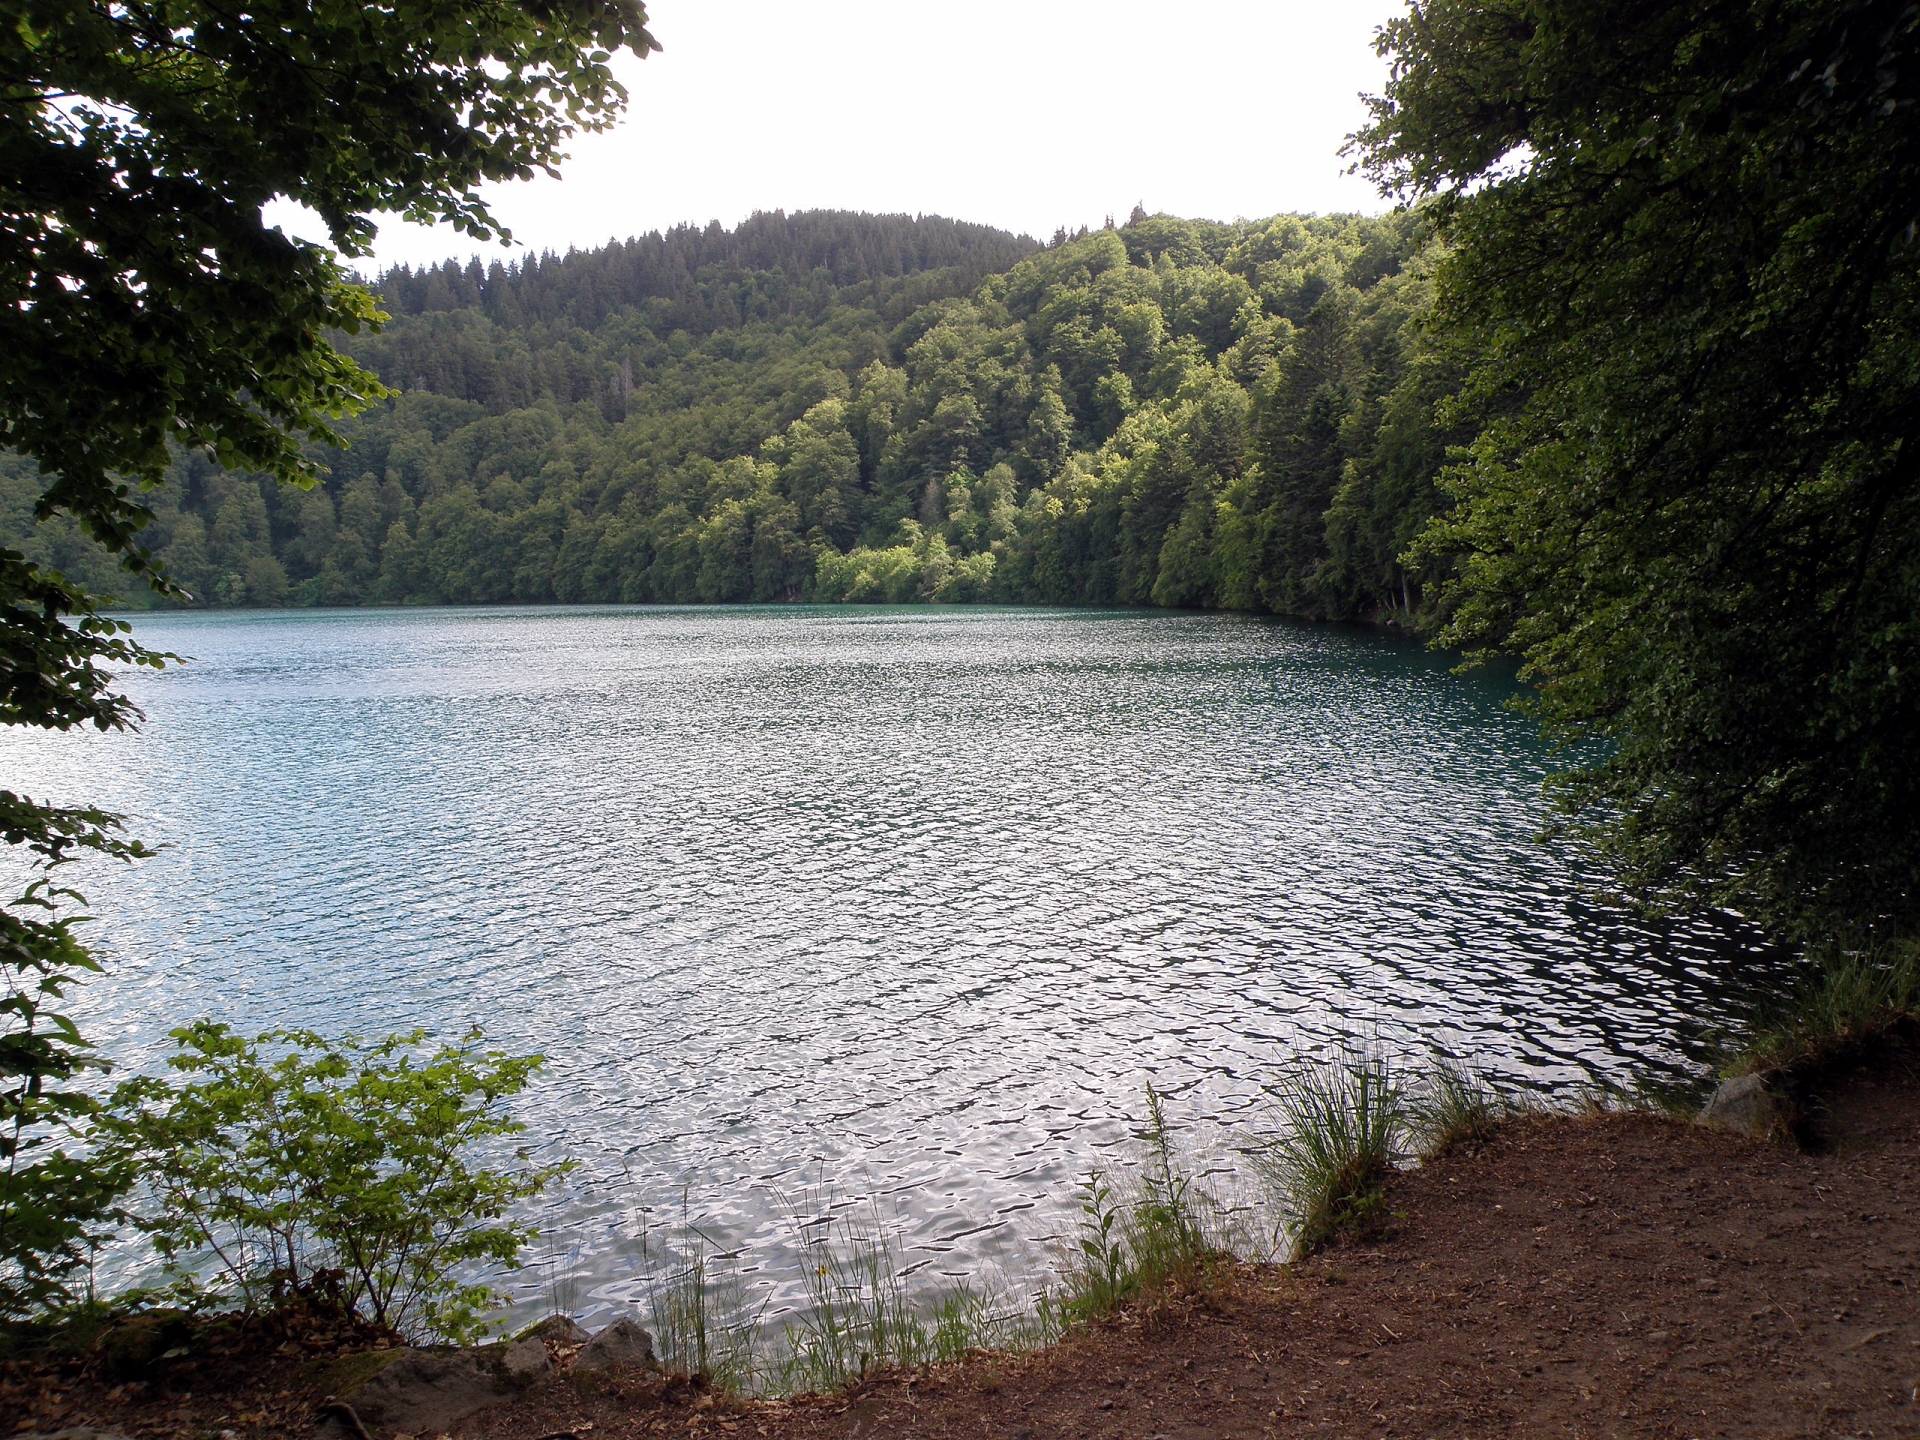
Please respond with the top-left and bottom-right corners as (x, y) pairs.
(1257, 1049), (1402, 1260)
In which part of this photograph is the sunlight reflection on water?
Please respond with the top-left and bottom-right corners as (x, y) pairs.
(2, 605), (1775, 1324)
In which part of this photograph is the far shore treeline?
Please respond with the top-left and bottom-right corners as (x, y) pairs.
(0, 207), (1452, 621)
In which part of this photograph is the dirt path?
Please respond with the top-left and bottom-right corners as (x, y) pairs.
(11, 1064), (1919, 1440)
(758, 1102), (1920, 1440)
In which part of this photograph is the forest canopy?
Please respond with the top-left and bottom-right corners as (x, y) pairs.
(1, 207), (1458, 624)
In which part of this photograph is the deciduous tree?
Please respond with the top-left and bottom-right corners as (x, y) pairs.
(1359, 0), (1920, 934)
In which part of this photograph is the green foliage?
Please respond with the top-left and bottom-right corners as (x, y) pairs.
(1358, 0), (1920, 935)
(643, 1234), (759, 1396)
(0, 0), (660, 1322)
(60, 210), (1456, 626)
(633, 1193), (1055, 1398)
(1063, 1085), (1225, 1322)
(0, 752), (158, 1316)
(0, 878), (138, 1317)
(102, 1024), (566, 1342)
(1067, 1174), (1130, 1320)
(1257, 1051), (1402, 1259)
(3, 0), (657, 573)
(767, 1209), (1039, 1395)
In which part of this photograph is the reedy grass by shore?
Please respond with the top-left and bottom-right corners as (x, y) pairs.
(626, 1192), (1063, 1399)
(613, 1057), (1563, 1397)
(1726, 939), (1920, 1078)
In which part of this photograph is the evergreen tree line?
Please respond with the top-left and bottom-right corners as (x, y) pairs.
(0, 208), (1459, 617)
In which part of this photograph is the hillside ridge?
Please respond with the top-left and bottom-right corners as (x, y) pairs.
(1, 208), (1453, 624)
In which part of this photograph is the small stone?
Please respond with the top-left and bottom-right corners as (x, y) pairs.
(1698, 1072), (1779, 1134)
(501, 1337), (549, 1380)
(573, 1317), (658, 1373)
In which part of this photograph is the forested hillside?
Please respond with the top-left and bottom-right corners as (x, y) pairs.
(3, 207), (1459, 617)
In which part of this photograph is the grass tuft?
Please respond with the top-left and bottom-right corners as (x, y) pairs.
(1256, 1049), (1402, 1260)
(762, 1204), (1052, 1395)
(644, 1240), (760, 1397)
(630, 1193), (1053, 1399)
(1405, 1062), (1514, 1158)
(1729, 939), (1920, 1078)
(1062, 1084), (1231, 1323)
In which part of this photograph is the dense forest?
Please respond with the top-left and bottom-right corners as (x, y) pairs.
(2, 206), (1458, 619)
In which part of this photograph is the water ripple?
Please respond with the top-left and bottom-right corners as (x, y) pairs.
(0, 605), (1780, 1323)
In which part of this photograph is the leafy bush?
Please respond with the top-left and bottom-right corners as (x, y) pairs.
(1257, 1051), (1402, 1259)
(103, 1023), (567, 1341)
(2, 856), (148, 1317)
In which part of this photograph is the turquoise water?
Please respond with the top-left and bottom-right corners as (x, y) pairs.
(5, 605), (1770, 1321)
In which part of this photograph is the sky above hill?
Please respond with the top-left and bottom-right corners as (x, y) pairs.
(272, 0), (1409, 273)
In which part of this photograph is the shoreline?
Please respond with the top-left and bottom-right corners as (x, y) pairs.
(9, 1047), (1915, 1439)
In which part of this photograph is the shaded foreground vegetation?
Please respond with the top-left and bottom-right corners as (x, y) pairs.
(8, 1038), (1918, 1439)
(0, 1011), (1779, 1398)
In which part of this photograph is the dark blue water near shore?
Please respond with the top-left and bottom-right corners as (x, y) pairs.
(4, 605), (1773, 1320)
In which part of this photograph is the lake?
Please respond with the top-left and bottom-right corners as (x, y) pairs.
(6, 605), (1771, 1324)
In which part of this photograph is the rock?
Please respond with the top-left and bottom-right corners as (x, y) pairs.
(1699, 1072), (1779, 1134)
(327, 1347), (512, 1437)
(515, 1313), (592, 1346)
(309, 1346), (409, 1400)
(573, 1317), (657, 1373)
(501, 1336), (550, 1380)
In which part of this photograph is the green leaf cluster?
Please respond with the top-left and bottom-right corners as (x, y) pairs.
(102, 1024), (567, 1342)
(2, 0), (658, 571)
(0, 0), (653, 1310)
(0, 878), (138, 1317)
(0, 625), (161, 1315)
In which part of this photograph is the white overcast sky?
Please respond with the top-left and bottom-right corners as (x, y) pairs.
(270, 0), (1409, 274)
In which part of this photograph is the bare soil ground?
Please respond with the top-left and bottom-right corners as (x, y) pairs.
(9, 1056), (1918, 1440)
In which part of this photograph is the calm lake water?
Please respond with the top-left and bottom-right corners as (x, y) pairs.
(8, 605), (1771, 1324)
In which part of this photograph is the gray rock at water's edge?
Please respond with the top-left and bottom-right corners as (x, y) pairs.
(1699, 1072), (1779, 1134)
(573, 1317), (658, 1373)
(330, 1348), (512, 1436)
(517, 1313), (592, 1346)
(501, 1336), (550, 1380)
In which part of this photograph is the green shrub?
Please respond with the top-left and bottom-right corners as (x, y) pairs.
(1257, 1051), (1402, 1259)
(1, 878), (138, 1318)
(102, 1022), (568, 1341)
